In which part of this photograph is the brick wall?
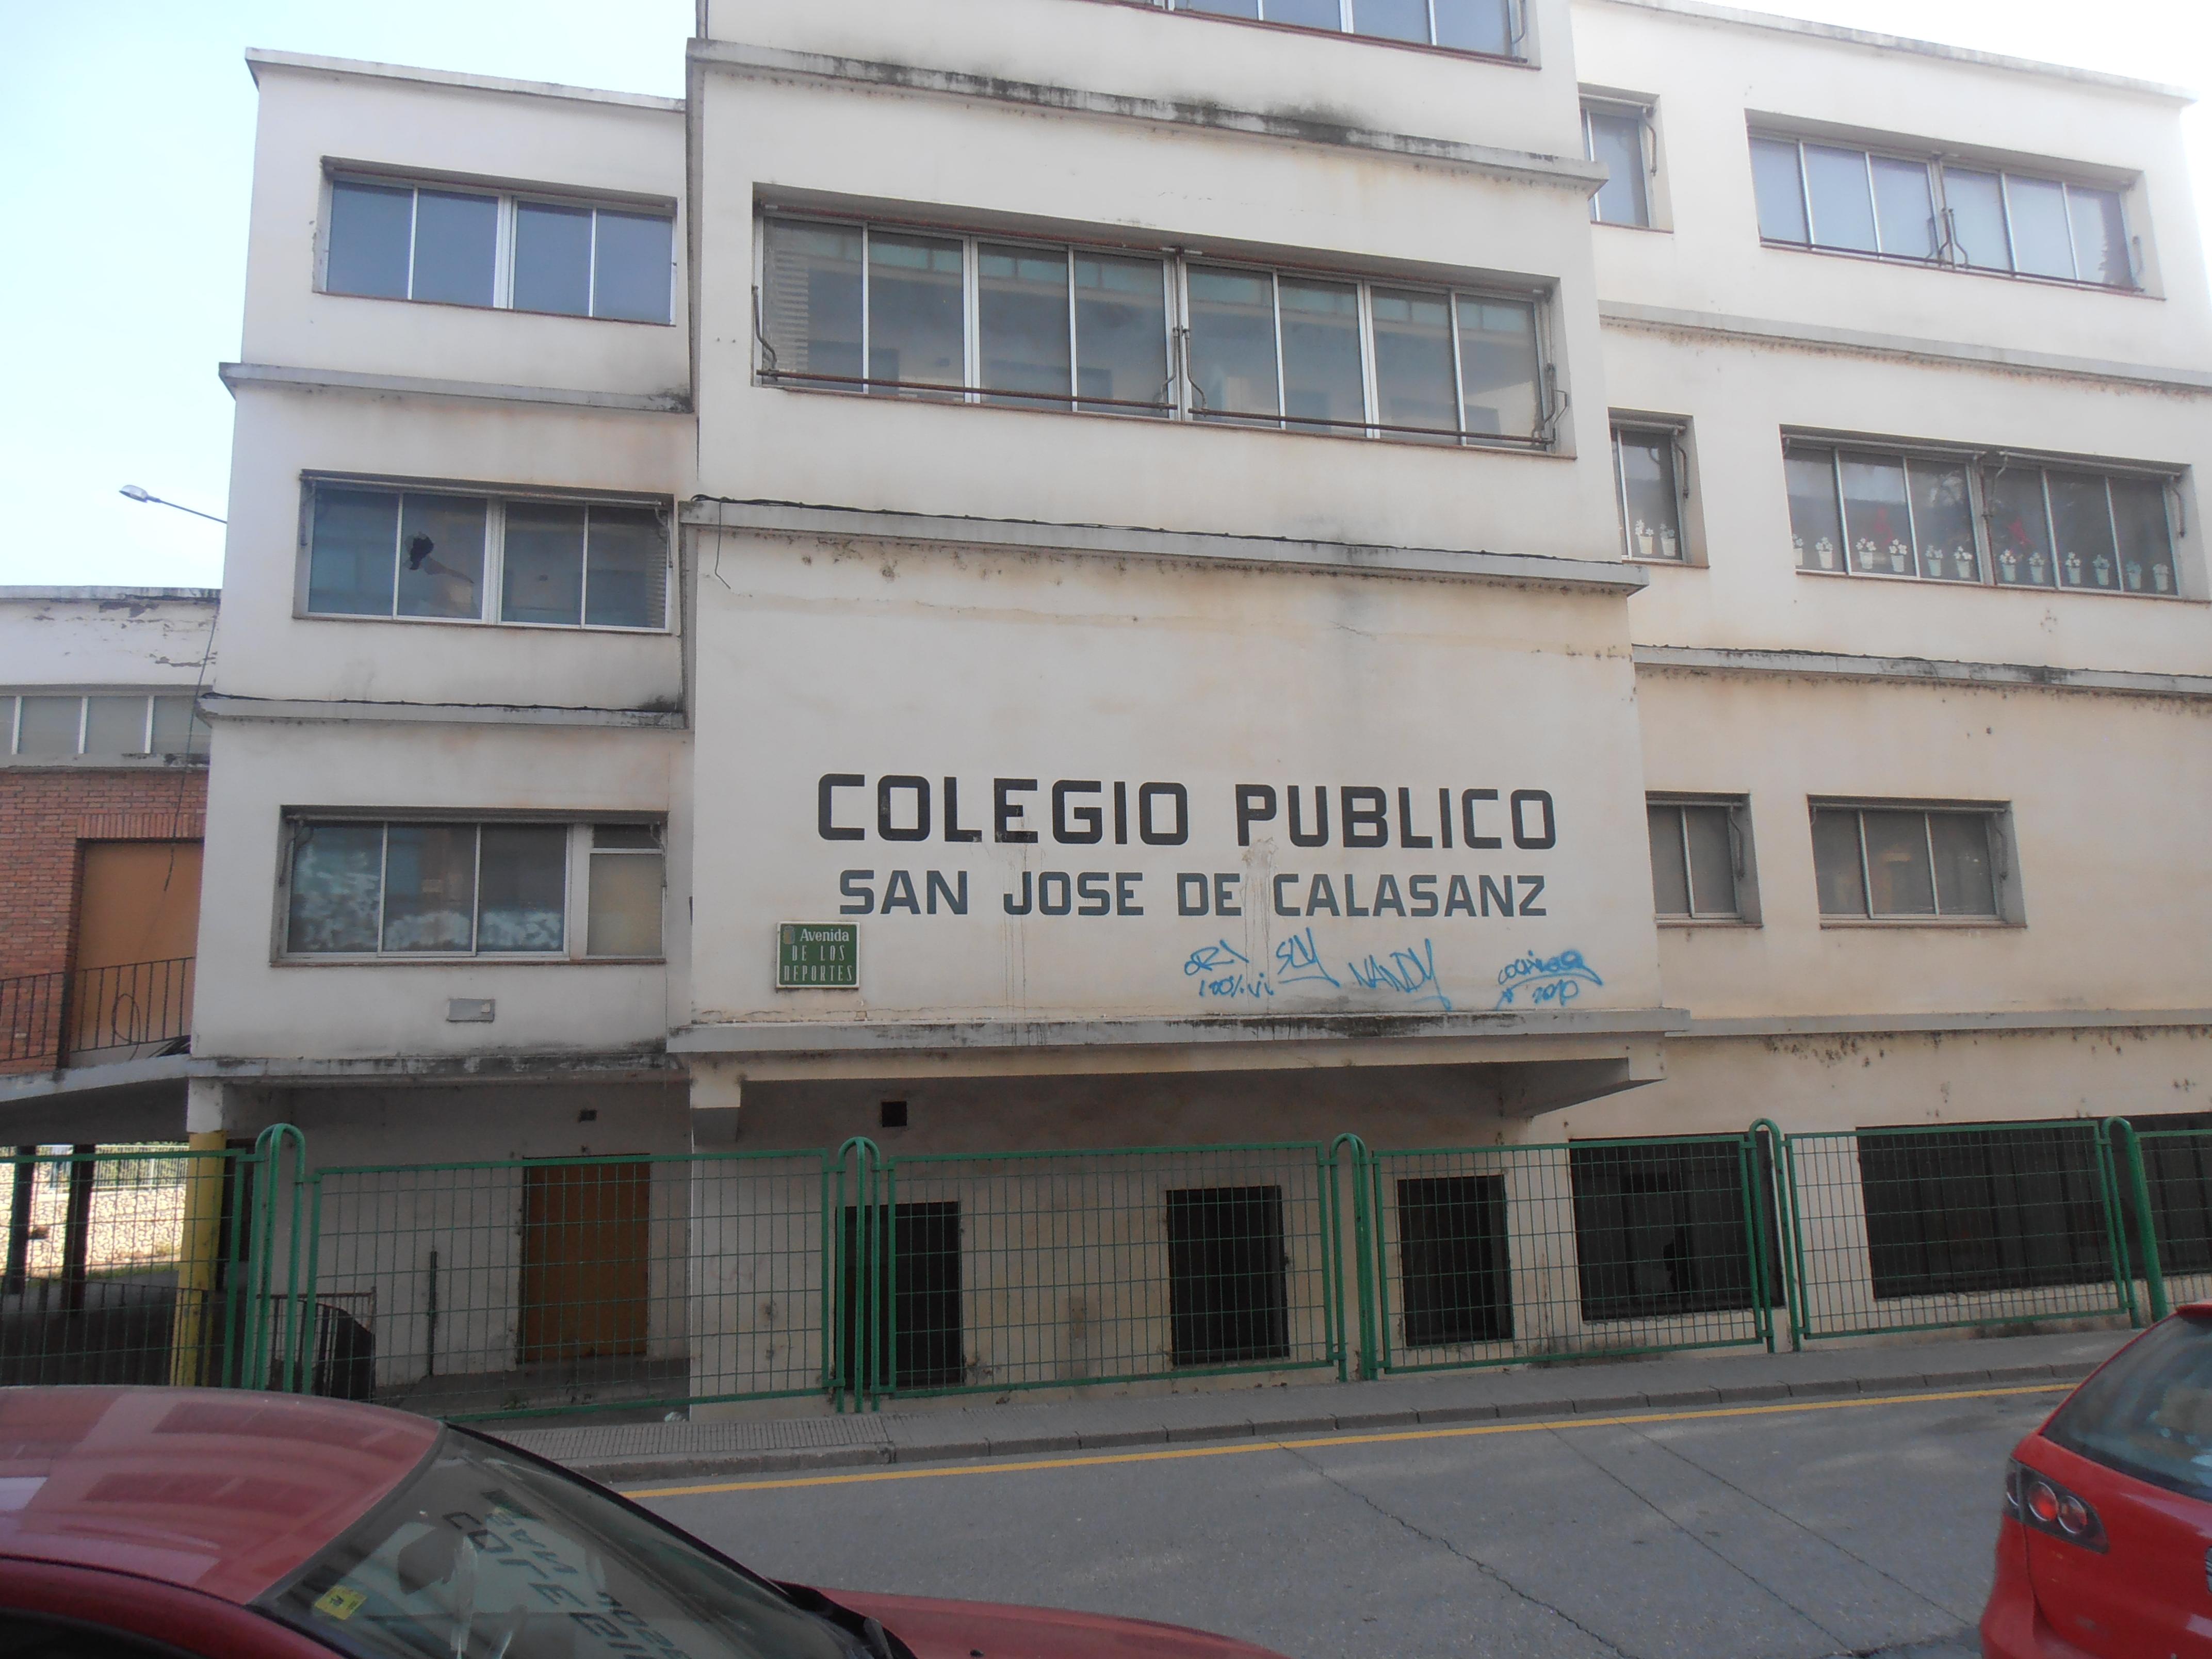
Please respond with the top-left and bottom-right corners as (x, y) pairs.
(0, 769), (207, 1059)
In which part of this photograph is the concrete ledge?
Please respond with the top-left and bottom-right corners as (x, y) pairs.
(221, 361), (692, 415)
(685, 497), (1648, 596)
(199, 693), (688, 731)
(1636, 644), (2212, 700)
(1682, 1008), (2212, 1039)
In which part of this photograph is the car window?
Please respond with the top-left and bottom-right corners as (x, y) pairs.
(256, 1429), (865, 1659)
(2044, 1313), (2212, 1503)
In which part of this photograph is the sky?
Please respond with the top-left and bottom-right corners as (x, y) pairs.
(1, 0), (2207, 592)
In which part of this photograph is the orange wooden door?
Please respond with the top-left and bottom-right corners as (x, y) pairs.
(519, 1161), (649, 1362)
(69, 842), (201, 1060)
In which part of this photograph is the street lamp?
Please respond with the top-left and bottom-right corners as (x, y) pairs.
(119, 485), (226, 525)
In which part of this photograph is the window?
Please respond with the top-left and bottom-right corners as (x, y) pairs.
(1395, 1175), (1511, 1346)
(4, 693), (207, 762)
(1857, 1123), (2114, 1298)
(760, 216), (1554, 448)
(1750, 136), (2134, 289)
(1613, 421), (1684, 560)
(1569, 1141), (1774, 1321)
(304, 483), (670, 629)
(324, 176), (675, 323)
(1164, 0), (1522, 58)
(1810, 804), (2004, 921)
(1165, 1185), (1289, 1365)
(1646, 798), (1746, 921)
(1584, 101), (1652, 228)
(283, 819), (663, 959)
(1785, 441), (2179, 598)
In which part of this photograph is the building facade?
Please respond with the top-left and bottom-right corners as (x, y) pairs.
(19, 0), (2206, 1409)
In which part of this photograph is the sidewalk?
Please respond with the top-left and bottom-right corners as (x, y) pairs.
(499, 1327), (2132, 1487)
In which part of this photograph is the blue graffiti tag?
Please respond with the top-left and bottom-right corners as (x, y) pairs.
(1345, 938), (1452, 1012)
(1184, 939), (1274, 1001)
(1493, 948), (1603, 1009)
(1272, 927), (1342, 990)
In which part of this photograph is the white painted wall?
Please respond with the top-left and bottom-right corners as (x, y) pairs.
(0, 591), (217, 689)
(1574, 0), (2212, 371)
(241, 55), (688, 400)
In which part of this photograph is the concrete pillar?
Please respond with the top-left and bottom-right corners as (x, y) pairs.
(170, 1079), (232, 1385)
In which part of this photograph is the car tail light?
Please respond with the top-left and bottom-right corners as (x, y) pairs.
(2005, 1459), (2109, 1553)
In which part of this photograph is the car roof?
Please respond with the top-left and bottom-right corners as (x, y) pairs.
(0, 1387), (438, 1604)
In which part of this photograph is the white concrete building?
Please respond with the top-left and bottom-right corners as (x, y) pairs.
(60, 0), (2208, 1408)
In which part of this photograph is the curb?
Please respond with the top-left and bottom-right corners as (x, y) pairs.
(543, 1360), (2096, 1490)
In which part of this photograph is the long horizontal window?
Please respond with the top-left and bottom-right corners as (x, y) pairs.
(284, 820), (663, 959)
(1811, 804), (2003, 921)
(1751, 136), (2134, 289)
(1163, 0), (1521, 58)
(4, 693), (208, 762)
(324, 177), (675, 323)
(760, 217), (1552, 447)
(304, 483), (671, 629)
(1786, 441), (2178, 598)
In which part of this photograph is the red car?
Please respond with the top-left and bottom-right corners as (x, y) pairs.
(0, 1387), (1287, 1659)
(1983, 1304), (2212, 1657)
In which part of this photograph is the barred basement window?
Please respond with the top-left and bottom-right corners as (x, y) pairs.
(1750, 135), (2134, 289)
(1785, 441), (2178, 598)
(1811, 804), (2004, 921)
(1568, 1141), (1774, 1321)
(759, 216), (1555, 448)
(1166, 1185), (1289, 1365)
(1857, 1123), (2114, 1298)
(304, 483), (671, 629)
(324, 176), (675, 322)
(1163, 0), (1523, 59)
(2127, 1113), (2212, 1276)
(1395, 1175), (1511, 1346)
(3, 693), (208, 762)
(840, 1202), (964, 1392)
(283, 820), (663, 959)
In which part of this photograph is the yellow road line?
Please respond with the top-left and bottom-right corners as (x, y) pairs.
(628, 1382), (2066, 1499)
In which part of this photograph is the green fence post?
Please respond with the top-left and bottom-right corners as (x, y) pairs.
(1750, 1120), (1799, 1353)
(1779, 1132), (1810, 1349)
(248, 1126), (308, 1391)
(831, 1137), (883, 1413)
(2092, 1120), (2142, 1328)
(1736, 1132), (1771, 1354)
(2107, 1118), (2169, 1323)
(1327, 1135), (1373, 1381)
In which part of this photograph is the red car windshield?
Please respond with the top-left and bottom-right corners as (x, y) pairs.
(2043, 1313), (2212, 1503)
(256, 1427), (867, 1659)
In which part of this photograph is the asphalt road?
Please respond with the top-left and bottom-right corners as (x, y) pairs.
(637, 1385), (2059, 1659)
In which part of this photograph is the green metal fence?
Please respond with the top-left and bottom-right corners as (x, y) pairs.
(302, 1149), (831, 1422)
(1778, 1119), (2138, 1343)
(0, 1128), (307, 1391)
(831, 1138), (1346, 1411)
(16, 1114), (2212, 1421)
(1345, 1131), (1779, 1377)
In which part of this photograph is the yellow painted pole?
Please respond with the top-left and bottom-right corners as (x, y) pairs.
(168, 1131), (227, 1387)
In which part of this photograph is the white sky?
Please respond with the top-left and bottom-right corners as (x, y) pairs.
(0, 0), (2204, 591)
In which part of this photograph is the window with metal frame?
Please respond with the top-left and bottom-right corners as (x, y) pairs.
(303, 482), (672, 630)
(1395, 1174), (1512, 1346)
(324, 176), (675, 322)
(1810, 804), (2004, 921)
(1165, 1185), (1290, 1366)
(1162, 0), (1524, 59)
(1749, 135), (2135, 289)
(1613, 420), (1685, 560)
(1568, 1141), (1770, 1321)
(1785, 440), (2180, 598)
(758, 216), (1556, 448)
(1584, 101), (1654, 228)
(282, 819), (664, 959)
(3, 693), (208, 762)
(1646, 798), (1742, 920)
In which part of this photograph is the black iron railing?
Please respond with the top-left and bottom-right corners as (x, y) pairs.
(0, 958), (194, 1069)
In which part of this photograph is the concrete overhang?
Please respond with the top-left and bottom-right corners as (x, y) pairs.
(0, 1056), (192, 1142)
(685, 499), (1649, 596)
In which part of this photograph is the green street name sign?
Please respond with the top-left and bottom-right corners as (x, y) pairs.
(777, 922), (858, 989)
